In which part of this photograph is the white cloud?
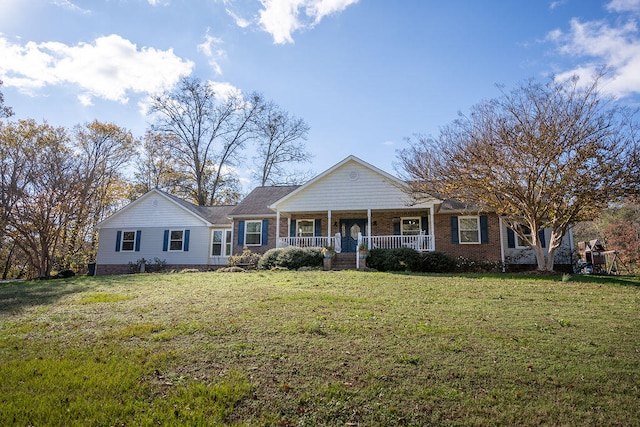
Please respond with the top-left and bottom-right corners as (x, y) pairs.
(606, 0), (640, 13)
(226, 8), (252, 28)
(548, 13), (640, 98)
(257, 0), (359, 44)
(208, 81), (243, 102)
(52, 0), (90, 14)
(0, 34), (194, 105)
(197, 29), (225, 75)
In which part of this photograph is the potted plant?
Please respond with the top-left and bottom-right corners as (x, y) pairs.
(358, 242), (370, 258)
(322, 246), (336, 258)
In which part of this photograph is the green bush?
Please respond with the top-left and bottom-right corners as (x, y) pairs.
(417, 251), (457, 273)
(258, 247), (322, 270)
(368, 248), (420, 272)
(369, 249), (457, 273)
(257, 248), (282, 270)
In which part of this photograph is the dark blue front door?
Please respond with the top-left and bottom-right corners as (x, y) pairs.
(340, 219), (367, 252)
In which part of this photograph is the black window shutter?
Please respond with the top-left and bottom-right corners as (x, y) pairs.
(290, 219), (296, 237)
(237, 221), (245, 246)
(538, 228), (546, 248)
(421, 216), (429, 234)
(262, 220), (269, 245)
(507, 228), (516, 248)
(480, 215), (489, 244)
(135, 230), (141, 252)
(314, 219), (322, 236)
(163, 230), (169, 251)
(115, 231), (122, 252)
(450, 216), (459, 244)
(184, 229), (190, 251)
(393, 222), (400, 235)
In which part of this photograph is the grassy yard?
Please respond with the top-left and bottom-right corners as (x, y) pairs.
(0, 271), (638, 426)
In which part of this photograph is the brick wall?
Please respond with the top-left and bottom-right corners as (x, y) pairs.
(433, 213), (502, 261)
(95, 264), (221, 276)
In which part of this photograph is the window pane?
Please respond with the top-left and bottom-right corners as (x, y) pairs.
(246, 222), (261, 233)
(246, 233), (261, 245)
(297, 220), (314, 237)
(170, 241), (183, 250)
(402, 218), (420, 235)
(460, 230), (479, 243)
(225, 230), (232, 256)
(459, 218), (478, 230)
(212, 231), (222, 243)
(123, 231), (135, 241)
(122, 241), (134, 251)
(171, 230), (183, 240)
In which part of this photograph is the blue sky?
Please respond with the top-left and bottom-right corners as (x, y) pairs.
(2, 0), (640, 190)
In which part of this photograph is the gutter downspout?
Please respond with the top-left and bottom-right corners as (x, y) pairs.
(499, 216), (506, 273)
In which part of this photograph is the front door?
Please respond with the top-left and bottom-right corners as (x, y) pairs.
(340, 219), (367, 252)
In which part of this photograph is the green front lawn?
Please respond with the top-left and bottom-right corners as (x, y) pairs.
(1, 271), (638, 426)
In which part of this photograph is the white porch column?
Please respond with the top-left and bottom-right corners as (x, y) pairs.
(429, 206), (436, 250)
(367, 208), (372, 249)
(276, 210), (281, 248)
(327, 210), (332, 243)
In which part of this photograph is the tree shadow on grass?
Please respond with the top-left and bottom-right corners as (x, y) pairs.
(0, 278), (97, 315)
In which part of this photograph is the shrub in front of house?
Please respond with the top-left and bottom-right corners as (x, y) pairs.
(368, 248), (421, 272)
(258, 248), (282, 270)
(369, 249), (458, 273)
(454, 256), (503, 273)
(258, 247), (322, 270)
(227, 247), (261, 270)
(417, 251), (457, 273)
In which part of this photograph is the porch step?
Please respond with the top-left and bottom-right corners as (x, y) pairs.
(331, 252), (358, 270)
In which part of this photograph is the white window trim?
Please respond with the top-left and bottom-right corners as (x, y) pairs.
(401, 217), (421, 236)
(296, 219), (315, 237)
(245, 220), (262, 246)
(459, 216), (481, 245)
(168, 229), (185, 252)
(211, 229), (232, 257)
(514, 223), (532, 249)
(120, 230), (137, 252)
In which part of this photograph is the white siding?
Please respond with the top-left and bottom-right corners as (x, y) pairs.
(275, 160), (429, 212)
(502, 226), (574, 265)
(99, 192), (209, 229)
(97, 226), (212, 265)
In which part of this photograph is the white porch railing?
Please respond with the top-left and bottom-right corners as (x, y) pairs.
(364, 234), (434, 252)
(278, 234), (434, 252)
(278, 236), (333, 248)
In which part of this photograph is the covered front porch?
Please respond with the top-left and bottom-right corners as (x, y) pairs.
(274, 208), (435, 253)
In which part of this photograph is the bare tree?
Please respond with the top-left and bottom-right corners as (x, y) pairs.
(0, 80), (13, 118)
(1, 120), (80, 278)
(132, 131), (186, 198)
(252, 99), (312, 186)
(67, 121), (136, 266)
(149, 77), (263, 205)
(398, 74), (640, 272)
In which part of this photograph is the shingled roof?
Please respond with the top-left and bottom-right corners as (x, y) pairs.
(161, 191), (235, 225)
(229, 185), (300, 216)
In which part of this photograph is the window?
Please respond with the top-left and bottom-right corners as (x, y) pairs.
(169, 230), (184, 251)
(296, 219), (314, 237)
(458, 216), (480, 244)
(121, 231), (136, 251)
(515, 224), (532, 248)
(212, 229), (232, 257)
(245, 221), (262, 245)
(401, 218), (421, 236)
